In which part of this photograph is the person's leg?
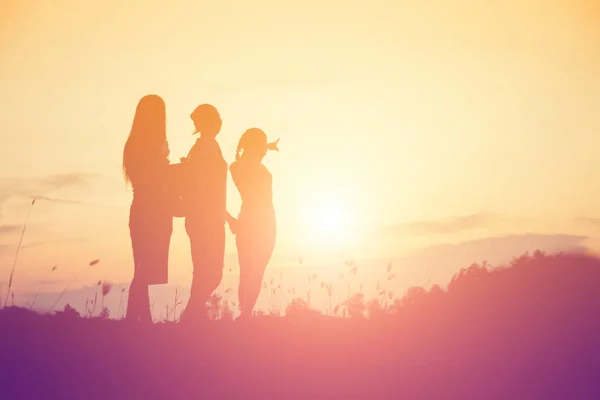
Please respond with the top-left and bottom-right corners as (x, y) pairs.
(154, 222), (172, 285)
(126, 276), (140, 320)
(198, 226), (225, 304)
(134, 222), (171, 323)
(239, 257), (267, 318)
(140, 284), (151, 322)
(181, 226), (225, 323)
(240, 224), (275, 318)
(180, 233), (203, 324)
(127, 276), (151, 323)
(237, 266), (249, 317)
(236, 234), (247, 315)
(236, 227), (258, 318)
(126, 227), (152, 323)
(198, 226), (225, 312)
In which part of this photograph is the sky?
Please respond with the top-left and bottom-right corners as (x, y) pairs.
(0, 0), (599, 309)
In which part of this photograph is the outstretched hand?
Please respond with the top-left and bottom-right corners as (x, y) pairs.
(267, 138), (280, 152)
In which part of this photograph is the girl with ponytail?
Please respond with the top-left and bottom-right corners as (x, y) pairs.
(229, 128), (279, 319)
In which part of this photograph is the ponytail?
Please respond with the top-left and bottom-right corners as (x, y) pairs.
(234, 128), (277, 161)
(235, 141), (243, 161)
(235, 132), (247, 161)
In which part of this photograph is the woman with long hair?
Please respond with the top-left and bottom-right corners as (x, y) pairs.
(123, 94), (173, 323)
(230, 128), (279, 319)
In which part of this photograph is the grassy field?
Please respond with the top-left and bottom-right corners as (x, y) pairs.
(1, 251), (600, 399)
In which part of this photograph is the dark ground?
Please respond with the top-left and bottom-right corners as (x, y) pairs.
(1, 252), (600, 399)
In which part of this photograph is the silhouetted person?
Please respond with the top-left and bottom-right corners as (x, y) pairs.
(230, 128), (279, 319)
(180, 104), (229, 324)
(122, 94), (173, 323)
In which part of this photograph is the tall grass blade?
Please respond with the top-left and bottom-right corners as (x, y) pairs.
(3, 199), (35, 308)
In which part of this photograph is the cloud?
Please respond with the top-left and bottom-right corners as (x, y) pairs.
(0, 172), (100, 219)
(0, 224), (21, 236)
(21, 237), (88, 250)
(0, 243), (10, 261)
(359, 233), (591, 289)
(0, 172), (97, 196)
(410, 233), (590, 273)
(23, 172), (99, 196)
(0, 192), (12, 220)
(28, 195), (116, 208)
(33, 278), (71, 286)
(415, 234), (588, 260)
(366, 233), (590, 271)
(575, 217), (600, 228)
(0, 225), (23, 255)
(378, 212), (524, 237)
(37, 173), (91, 190)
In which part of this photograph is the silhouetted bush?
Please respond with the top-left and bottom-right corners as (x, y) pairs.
(1, 251), (599, 399)
(55, 303), (80, 318)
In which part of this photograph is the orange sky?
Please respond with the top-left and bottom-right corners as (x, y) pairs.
(1, 0), (599, 298)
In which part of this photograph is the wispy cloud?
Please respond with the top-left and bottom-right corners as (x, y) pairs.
(0, 172), (98, 196)
(0, 224), (21, 236)
(19, 172), (100, 198)
(32, 278), (71, 286)
(36, 173), (94, 191)
(392, 233), (590, 286)
(575, 217), (600, 228)
(21, 237), (88, 250)
(378, 212), (522, 237)
(21, 194), (119, 209)
(0, 192), (13, 220)
(0, 172), (102, 219)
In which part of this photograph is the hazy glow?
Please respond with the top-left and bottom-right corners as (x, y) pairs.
(308, 196), (352, 246)
(0, 0), (598, 293)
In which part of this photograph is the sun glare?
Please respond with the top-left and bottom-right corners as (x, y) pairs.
(303, 196), (357, 251)
(315, 204), (346, 237)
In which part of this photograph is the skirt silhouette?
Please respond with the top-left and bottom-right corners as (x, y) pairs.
(129, 199), (173, 285)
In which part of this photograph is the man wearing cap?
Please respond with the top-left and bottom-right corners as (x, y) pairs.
(179, 104), (228, 324)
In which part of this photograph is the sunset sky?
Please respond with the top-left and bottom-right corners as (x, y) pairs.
(1, 0), (599, 305)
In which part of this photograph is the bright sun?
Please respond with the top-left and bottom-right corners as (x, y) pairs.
(305, 198), (355, 250)
(315, 204), (346, 237)
(295, 184), (366, 254)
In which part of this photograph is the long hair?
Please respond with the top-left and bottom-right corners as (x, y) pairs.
(122, 95), (167, 185)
